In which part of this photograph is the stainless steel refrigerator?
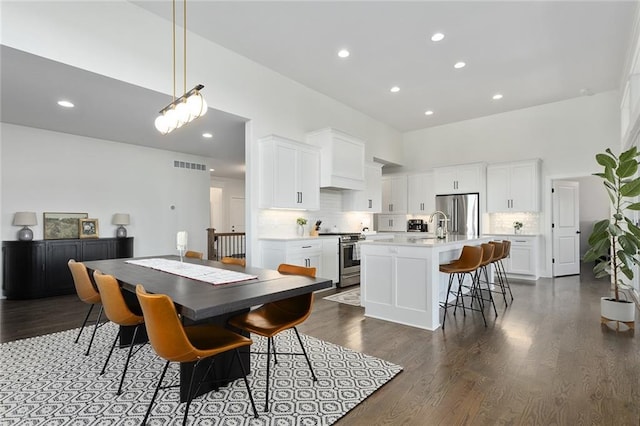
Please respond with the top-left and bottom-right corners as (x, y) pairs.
(435, 193), (480, 237)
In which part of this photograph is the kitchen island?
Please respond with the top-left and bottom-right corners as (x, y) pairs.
(360, 234), (493, 330)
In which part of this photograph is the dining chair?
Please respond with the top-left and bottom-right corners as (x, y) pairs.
(135, 285), (258, 424)
(221, 256), (246, 267)
(93, 270), (145, 395)
(438, 245), (485, 329)
(185, 250), (203, 260)
(68, 259), (104, 356)
(227, 263), (317, 411)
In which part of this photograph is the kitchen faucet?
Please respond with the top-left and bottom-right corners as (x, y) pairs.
(428, 211), (449, 239)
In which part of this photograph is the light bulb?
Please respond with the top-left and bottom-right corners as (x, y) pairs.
(175, 101), (191, 123)
(164, 108), (179, 130)
(187, 92), (207, 117)
(155, 115), (170, 134)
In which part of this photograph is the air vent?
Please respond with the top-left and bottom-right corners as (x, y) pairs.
(173, 160), (207, 171)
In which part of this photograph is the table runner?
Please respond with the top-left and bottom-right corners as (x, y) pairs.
(126, 258), (257, 285)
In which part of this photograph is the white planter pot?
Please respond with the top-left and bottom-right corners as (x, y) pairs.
(601, 297), (635, 322)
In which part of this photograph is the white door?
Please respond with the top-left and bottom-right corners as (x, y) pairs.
(552, 180), (580, 276)
(229, 196), (245, 233)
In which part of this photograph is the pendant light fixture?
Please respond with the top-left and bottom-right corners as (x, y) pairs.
(155, 0), (207, 135)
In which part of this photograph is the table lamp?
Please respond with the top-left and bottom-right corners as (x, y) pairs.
(13, 212), (37, 241)
(112, 213), (130, 238)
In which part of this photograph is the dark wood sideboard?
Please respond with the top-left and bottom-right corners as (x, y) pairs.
(2, 237), (134, 299)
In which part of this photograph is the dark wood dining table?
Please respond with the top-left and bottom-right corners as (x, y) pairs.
(83, 255), (332, 401)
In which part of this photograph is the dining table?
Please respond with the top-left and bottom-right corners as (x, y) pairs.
(83, 255), (332, 401)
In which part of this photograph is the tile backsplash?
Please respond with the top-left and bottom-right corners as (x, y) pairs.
(258, 189), (373, 237)
(487, 212), (541, 234)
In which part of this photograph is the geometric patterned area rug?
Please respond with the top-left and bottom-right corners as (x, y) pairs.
(0, 322), (401, 425)
(323, 287), (361, 307)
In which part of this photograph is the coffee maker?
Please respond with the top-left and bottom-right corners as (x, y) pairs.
(407, 219), (428, 232)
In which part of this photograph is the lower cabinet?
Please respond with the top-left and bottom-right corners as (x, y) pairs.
(486, 235), (539, 279)
(2, 237), (134, 299)
(260, 238), (337, 283)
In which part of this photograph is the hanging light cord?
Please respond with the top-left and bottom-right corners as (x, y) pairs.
(172, 0), (176, 102)
(183, 0), (187, 95)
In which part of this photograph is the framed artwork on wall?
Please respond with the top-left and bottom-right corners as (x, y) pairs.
(43, 212), (88, 239)
(79, 218), (99, 239)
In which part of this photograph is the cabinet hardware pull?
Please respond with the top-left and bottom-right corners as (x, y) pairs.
(368, 199), (372, 208)
(302, 245), (311, 248)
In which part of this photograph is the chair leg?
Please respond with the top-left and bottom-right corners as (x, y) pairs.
(101, 329), (121, 375)
(117, 324), (142, 395)
(441, 274), (456, 330)
(493, 261), (508, 306)
(271, 337), (278, 365)
(183, 358), (209, 426)
(473, 270), (487, 327)
(234, 348), (259, 418)
(85, 305), (103, 356)
(499, 259), (514, 301)
(143, 360), (170, 425)
(75, 304), (94, 344)
(482, 266), (498, 317)
(293, 327), (317, 382)
(264, 337), (272, 412)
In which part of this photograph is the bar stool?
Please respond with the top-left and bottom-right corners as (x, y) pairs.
(477, 243), (498, 317)
(488, 241), (508, 306)
(439, 245), (486, 330)
(500, 240), (514, 302)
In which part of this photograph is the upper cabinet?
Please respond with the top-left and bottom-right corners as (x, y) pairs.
(433, 163), (486, 194)
(259, 135), (320, 210)
(381, 174), (407, 213)
(407, 172), (435, 214)
(343, 162), (382, 212)
(306, 128), (365, 190)
(487, 159), (541, 212)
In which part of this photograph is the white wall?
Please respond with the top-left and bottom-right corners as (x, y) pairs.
(1, 123), (211, 257)
(401, 91), (620, 277)
(1, 0), (404, 264)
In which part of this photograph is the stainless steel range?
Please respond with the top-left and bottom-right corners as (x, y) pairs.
(320, 232), (365, 288)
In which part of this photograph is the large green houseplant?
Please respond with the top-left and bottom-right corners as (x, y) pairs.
(584, 147), (640, 325)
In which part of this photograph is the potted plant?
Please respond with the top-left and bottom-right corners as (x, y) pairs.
(584, 147), (640, 330)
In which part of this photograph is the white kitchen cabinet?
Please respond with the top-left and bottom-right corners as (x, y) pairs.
(343, 162), (382, 212)
(321, 237), (340, 284)
(407, 172), (435, 214)
(487, 235), (540, 279)
(376, 214), (406, 232)
(433, 163), (486, 194)
(306, 128), (365, 190)
(381, 175), (407, 213)
(261, 239), (324, 276)
(487, 159), (541, 212)
(259, 135), (320, 210)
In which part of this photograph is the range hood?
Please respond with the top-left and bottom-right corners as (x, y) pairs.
(306, 128), (365, 190)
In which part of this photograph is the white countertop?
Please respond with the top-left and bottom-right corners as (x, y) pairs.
(361, 234), (491, 248)
(258, 235), (340, 241)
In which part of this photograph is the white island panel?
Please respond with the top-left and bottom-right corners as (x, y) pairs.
(360, 235), (493, 330)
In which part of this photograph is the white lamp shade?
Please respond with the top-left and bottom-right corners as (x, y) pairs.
(112, 213), (130, 226)
(13, 212), (37, 226)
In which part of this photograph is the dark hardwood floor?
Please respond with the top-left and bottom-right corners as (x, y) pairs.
(2, 265), (639, 425)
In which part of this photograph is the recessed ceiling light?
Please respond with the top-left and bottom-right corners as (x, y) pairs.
(209, 168), (215, 172)
(202, 132), (213, 138)
(492, 93), (503, 100)
(425, 110), (434, 116)
(57, 100), (74, 108)
(431, 33), (445, 42)
(338, 49), (350, 58)
(390, 86), (400, 93)
(454, 61), (466, 69)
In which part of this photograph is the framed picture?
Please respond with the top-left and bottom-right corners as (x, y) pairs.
(79, 218), (99, 239)
(43, 212), (88, 239)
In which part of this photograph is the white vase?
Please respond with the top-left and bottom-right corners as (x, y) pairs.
(601, 297), (635, 322)
(297, 225), (305, 237)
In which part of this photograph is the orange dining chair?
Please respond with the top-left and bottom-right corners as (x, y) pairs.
(135, 285), (258, 424)
(185, 250), (203, 260)
(221, 256), (246, 267)
(93, 271), (145, 395)
(227, 263), (317, 411)
(68, 259), (104, 355)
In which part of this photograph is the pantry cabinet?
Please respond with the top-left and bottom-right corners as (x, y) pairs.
(407, 172), (435, 214)
(487, 159), (541, 212)
(343, 162), (382, 212)
(381, 175), (407, 213)
(259, 135), (320, 210)
(433, 163), (485, 194)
